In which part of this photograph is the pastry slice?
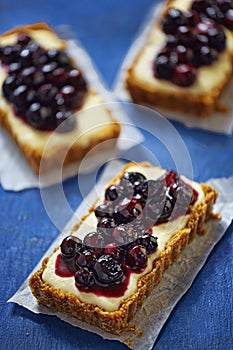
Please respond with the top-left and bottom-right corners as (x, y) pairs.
(126, 0), (233, 117)
(0, 23), (121, 173)
(29, 162), (219, 334)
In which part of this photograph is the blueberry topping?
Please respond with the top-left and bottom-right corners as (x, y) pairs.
(154, 0), (231, 87)
(58, 168), (198, 291)
(0, 33), (88, 131)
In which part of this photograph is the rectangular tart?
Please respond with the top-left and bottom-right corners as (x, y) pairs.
(0, 23), (121, 173)
(29, 162), (219, 335)
(125, 0), (233, 117)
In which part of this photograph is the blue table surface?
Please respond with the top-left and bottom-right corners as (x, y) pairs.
(0, 1), (233, 349)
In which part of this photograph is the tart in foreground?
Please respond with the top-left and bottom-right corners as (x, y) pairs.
(126, 0), (233, 117)
(0, 22), (121, 173)
(29, 162), (219, 335)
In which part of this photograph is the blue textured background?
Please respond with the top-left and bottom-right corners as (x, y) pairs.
(0, 1), (232, 349)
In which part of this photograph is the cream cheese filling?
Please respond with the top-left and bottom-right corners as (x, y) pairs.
(42, 165), (204, 312)
(132, 0), (233, 95)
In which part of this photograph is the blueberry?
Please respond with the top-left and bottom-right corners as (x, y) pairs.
(104, 243), (124, 261)
(75, 249), (98, 269)
(105, 184), (119, 201)
(208, 27), (226, 52)
(184, 10), (200, 26)
(216, 0), (232, 13)
(12, 84), (28, 107)
(191, 0), (212, 13)
(162, 8), (187, 34)
(172, 63), (197, 87)
(126, 244), (147, 269)
(26, 102), (52, 129)
(0, 45), (17, 65)
(97, 216), (116, 236)
(199, 46), (218, 65)
(42, 61), (58, 74)
(122, 172), (146, 193)
(206, 5), (225, 24)
(59, 85), (81, 109)
(47, 49), (72, 67)
(94, 202), (114, 219)
(112, 223), (138, 247)
(83, 231), (105, 251)
(93, 254), (124, 286)
(137, 234), (158, 254)
(8, 62), (22, 75)
(2, 75), (19, 101)
(176, 26), (194, 46)
(154, 54), (175, 80)
(48, 67), (68, 87)
(60, 235), (82, 259)
(20, 66), (36, 85)
(175, 45), (194, 63)
(224, 9), (233, 30)
(37, 83), (58, 106)
(75, 267), (94, 288)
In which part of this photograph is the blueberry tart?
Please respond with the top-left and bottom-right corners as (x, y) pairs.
(30, 162), (219, 334)
(0, 23), (121, 173)
(126, 0), (233, 117)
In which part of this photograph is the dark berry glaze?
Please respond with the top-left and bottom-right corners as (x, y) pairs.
(154, 0), (232, 87)
(0, 33), (88, 131)
(55, 253), (75, 278)
(55, 169), (200, 298)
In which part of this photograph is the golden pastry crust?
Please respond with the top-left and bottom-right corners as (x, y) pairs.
(125, 1), (233, 117)
(29, 162), (219, 335)
(0, 23), (121, 173)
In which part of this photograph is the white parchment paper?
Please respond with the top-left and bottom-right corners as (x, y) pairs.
(113, 3), (233, 135)
(8, 160), (233, 350)
(0, 30), (144, 191)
